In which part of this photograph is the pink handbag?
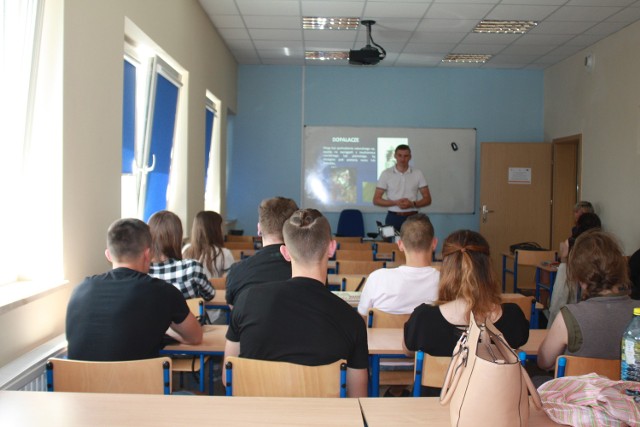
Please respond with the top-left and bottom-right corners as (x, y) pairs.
(440, 312), (542, 427)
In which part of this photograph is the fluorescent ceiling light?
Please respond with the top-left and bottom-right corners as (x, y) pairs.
(305, 51), (349, 61)
(303, 17), (360, 30)
(473, 20), (538, 34)
(442, 54), (491, 63)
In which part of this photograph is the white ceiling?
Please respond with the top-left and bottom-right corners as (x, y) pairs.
(198, 0), (640, 69)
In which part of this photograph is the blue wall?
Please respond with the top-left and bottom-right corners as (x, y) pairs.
(227, 65), (544, 249)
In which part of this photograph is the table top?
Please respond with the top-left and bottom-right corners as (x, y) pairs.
(0, 392), (364, 427)
(205, 293), (228, 307)
(162, 325), (227, 353)
(367, 328), (406, 355)
(359, 397), (560, 426)
(520, 328), (547, 356)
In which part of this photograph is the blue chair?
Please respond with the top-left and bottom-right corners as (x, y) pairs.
(336, 209), (365, 237)
(46, 357), (172, 394)
(224, 357), (347, 397)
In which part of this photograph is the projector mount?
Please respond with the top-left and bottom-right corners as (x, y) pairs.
(349, 20), (387, 65)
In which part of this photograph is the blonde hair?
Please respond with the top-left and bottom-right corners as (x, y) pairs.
(437, 230), (501, 322)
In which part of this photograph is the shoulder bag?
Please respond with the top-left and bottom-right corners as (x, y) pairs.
(440, 312), (542, 427)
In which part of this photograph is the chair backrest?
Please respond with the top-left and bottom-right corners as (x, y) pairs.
(336, 260), (385, 275)
(338, 241), (375, 251)
(334, 236), (363, 244)
(515, 249), (557, 267)
(335, 249), (374, 261)
(46, 357), (172, 394)
(230, 249), (255, 260)
(210, 277), (226, 291)
(500, 293), (533, 321)
(368, 308), (410, 328)
(412, 350), (451, 395)
(341, 275), (367, 292)
(336, 209), (365, 238)
(224, 356), (347, 397)
(185, 297), (205, 323)
(225, 241), (255, 250)
(225, 234), (253, 243)
(555, 355), (621, 380)
(375, 242), (400, 253)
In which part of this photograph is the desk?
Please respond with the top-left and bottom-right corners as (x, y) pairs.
(204, 293), (231, 324)
(359, 397), (560, 426)
(160, 325), (227, 394)
(0, 391), (364, 427)
(367, 328), (406, 397)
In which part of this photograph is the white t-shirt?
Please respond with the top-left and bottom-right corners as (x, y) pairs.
(376, 166), (428, 213)
(357, 265), (440, 316)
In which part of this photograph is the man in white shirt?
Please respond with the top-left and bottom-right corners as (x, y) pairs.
(373, 144), (432, 233)
(357, 213), (439, 317)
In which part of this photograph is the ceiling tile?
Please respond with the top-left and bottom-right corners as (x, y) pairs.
(546, 5), (623, 21)
(426, 3), (495, 19)
(235, 0), (301, 16)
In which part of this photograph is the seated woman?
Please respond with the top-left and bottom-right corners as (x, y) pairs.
(547, 212), (602, 327)
(183, 211), (235, 279)
(148, 210), (215, 301)
(404, 229), (529, 396)
(538, 230), (640, 370)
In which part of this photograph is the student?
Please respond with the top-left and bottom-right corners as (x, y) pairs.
(183, 210), (234, 278)
(224, 209), (369, 397)
(66, 218), (202, 361)
(357, 213), (439, 317)
(538, 230), (640, 370)
(404, 229), (529, 396)
(148, 210), (214, 301)
(225, 197), (298, 306)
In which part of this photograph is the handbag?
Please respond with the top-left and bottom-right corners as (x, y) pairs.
(440, 312), (542, 427)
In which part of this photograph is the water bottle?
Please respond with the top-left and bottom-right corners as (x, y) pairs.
(621, 307), (640, 395)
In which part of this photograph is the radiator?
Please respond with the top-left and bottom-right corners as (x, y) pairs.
(0, 334), (67, 391)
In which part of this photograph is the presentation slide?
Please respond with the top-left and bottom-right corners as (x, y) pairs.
(302, 126), (476, 214)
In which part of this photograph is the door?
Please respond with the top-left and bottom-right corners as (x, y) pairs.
(479, 143), (552, 292)
(550, 135), (581, 251)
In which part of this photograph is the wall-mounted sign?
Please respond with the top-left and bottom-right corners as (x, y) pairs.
(508, 167), (531, 185)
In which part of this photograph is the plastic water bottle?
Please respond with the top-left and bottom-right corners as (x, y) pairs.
(621, 307), (640, 395)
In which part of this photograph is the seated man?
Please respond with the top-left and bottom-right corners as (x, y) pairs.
(357, 213), (440, 317)
(224, 209), (369, 397)
(225, 196), (298, 307)
(66, 218), (202, 361)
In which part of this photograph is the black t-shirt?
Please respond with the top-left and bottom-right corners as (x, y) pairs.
(226, 277), (369, 369)
(66, 267), (190, 361)
(225, 244), (292, 305)
(404, 303), (529, 356)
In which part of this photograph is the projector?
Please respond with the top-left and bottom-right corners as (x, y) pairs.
(349, 47), (383, 65)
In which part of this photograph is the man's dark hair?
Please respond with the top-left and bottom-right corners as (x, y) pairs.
(283, 209), (331, 263)
(107, 218), (151, 262)
(395, 144), (411, 154)
(400, 213), (434, 252)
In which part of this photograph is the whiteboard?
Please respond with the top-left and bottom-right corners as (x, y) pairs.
(302, 126), (476, 213)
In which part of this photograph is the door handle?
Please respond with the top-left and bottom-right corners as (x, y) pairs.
(481, 205), (494, 223)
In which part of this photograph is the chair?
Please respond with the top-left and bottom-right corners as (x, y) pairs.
(368, 309), (412, 387)
(225, 234), (254, 243)
(173, 298), (209, 391)
(374, 242), (400, 253)
(225, 241), (256, 250)
(501, 293), (534, 322)
(412, 351), (451, 396)
(209, 277), (226, 292)
(335, 249), (375, 261)
(555, 355), (621, 380)
(336, 260), (385, 275)
(334, 236), (363, 244)
(503, 250), (557, 293)
(224, 356), (347, 397)
(338, 241), (375, 251)
(46, 357), (172, 394)
(341, 275), (367, 292)
(336, 209), (365, 238)
(230, 249), (255, 260)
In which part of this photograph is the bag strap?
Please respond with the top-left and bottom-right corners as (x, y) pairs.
(439, 338), (468, 405)
(522, 365), (542, 409)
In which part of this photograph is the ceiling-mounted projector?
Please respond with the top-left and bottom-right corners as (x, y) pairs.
(349, 20), (386, 65)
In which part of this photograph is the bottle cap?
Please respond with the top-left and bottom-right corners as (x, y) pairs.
(634, 307), (640, 316)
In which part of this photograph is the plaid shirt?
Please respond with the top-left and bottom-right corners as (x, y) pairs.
(149, 258), (214, 301)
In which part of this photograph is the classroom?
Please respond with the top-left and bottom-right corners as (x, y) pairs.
(1, 0), (639, 423)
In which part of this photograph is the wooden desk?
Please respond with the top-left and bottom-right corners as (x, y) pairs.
(367, 328), (406, 397)
(0, 391), (364, 427)
(160, 325), (228, 394)
(359, 397), (559, 426)
(520, 328), (547, 356)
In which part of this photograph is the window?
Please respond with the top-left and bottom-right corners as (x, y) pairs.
(205, 92), (222, 212)
(122, 44), (182, 221)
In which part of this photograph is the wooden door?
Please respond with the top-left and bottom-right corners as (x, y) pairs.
(550, 135), (581, 251)
(479, 143), (552, 291)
